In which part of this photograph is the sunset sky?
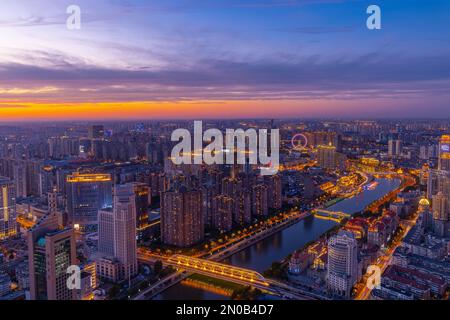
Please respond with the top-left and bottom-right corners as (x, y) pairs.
(1, 0), (450, 121)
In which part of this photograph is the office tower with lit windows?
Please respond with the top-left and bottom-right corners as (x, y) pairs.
(438, 135), (450, 171)
(327, 230), (359, 299)
(98, 208), (115, 256)
(28, 213), (77, 300)
(112, 185), (138, 280)
(129, 182), (151, 240)
(161, 187), (204, 247)
(212, 195), (233, 233)
(0, 177), (17, 240)
(66, 172), (112, 232)
(252, 184), (268, 217)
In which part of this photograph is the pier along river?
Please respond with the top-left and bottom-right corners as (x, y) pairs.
(154, 178), (401, 300)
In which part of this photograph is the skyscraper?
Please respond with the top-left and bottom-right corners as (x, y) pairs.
(266, 174), (282, 210)
(28, 213), (77, 300)
(112, 185), (138, 280)
(317, 144), (337, 170)
(66, 172), (112, 232)
(235, 191), (252, 225)
(252, 184), (268, 217)
(161, 187), (203, 247)
(13, 162), (27, 198)
(212, 195), (233, 233)
(98, 208), (115, 256)
(327, 230), (359, 299)
(438, 135), (450, 171)
(432, 192), (448, 237)
(0, 177), (17, 240)
(129, 182), (151, 240)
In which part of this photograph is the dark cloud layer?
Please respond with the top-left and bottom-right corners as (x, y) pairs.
(1, 52), (450, 102)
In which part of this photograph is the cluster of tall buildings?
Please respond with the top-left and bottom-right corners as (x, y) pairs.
(0, 121), (448, 301)
(370, 134), (450, 300)
(160, 168), (282, 247)
(424, 135), (450, 238)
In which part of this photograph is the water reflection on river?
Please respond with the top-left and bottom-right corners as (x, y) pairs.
(154, 178), (401, 300)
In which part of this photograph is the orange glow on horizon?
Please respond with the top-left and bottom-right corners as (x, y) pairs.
(0, 99), (381, 121)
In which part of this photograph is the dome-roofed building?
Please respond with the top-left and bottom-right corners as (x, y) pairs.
(419, 197), (430, 207)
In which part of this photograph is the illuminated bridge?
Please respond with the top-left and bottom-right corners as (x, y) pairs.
(313, 209), (351, 222)
(137, 254), (323, 300)
(166, 255), (269, 287)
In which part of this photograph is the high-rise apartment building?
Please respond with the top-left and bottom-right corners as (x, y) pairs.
(266, 174), (282, 210)
(212, 195), (233, 233)
(235, 191), (252, 225)
(252, 184), (268, 217)
(432, 192), (448, 237)
(161, 187), (203, 247)
(327, 230), (359, 299)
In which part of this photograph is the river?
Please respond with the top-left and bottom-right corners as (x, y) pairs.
(154, 178), (401, 300)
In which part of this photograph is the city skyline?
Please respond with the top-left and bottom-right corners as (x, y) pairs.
(0, 1), (449, 306)
(1, 0), (450, 120)
(0, 120), (449, 302)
